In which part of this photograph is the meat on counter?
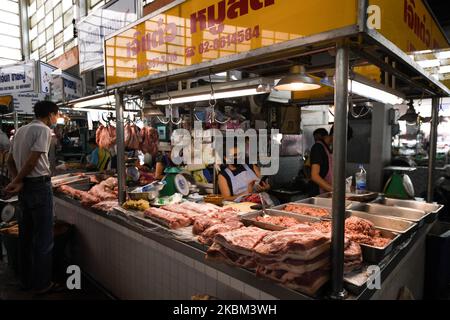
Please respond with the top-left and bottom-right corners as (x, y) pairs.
(309, 216), (391, 248)
(198, 220), (244, 246)
(254, 215), (301, 228)
(206, 226), (271, 270)
(283, 203), (331, 218)
(144, 207), (192, 229)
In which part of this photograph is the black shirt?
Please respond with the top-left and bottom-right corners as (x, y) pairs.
(309, 142), (332, 195)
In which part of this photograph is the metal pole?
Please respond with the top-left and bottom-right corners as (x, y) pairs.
(115, 90), (127, 204)
(330, 42), (349, 299)
(427, 97), (439, 203)
(14, 111), (19, 131)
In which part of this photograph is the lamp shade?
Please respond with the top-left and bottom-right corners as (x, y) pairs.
(143, 103), (164, 117)
(399, 100), (422, 124)
(274, 65), (321, 91)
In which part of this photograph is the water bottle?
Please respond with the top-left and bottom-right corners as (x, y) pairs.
(355, 164), (367, 194)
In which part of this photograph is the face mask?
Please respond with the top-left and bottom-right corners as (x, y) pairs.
(50, 123), (57, 129)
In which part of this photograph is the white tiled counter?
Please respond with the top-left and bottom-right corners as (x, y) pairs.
(54, 196), (431, 300)
(54, 197), (297, 300)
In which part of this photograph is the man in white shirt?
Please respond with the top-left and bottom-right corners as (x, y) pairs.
(5, 100), (60, 295)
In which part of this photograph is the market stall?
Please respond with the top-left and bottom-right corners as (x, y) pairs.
(53, 0), (448, 300)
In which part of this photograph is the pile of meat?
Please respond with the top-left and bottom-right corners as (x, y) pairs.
(88, 177), (118, 201)
(143, 202), (242, 245)
(309, 216), (391, 248)
(254, 215), (300, 228)
(96, 125), (116, 149)
(253, 224), (331, 295)
(207, 227), (271, 269)
(206, 223), (363, 296)
(344, 216), (391, 247)
(58, 185), (100, 206)
(244, 194), (261, 204)
(57, 177), (119, 209)
(283, 203), (331, 218)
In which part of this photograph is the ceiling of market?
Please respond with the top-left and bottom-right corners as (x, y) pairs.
(426, 0), (450, 38)
(131, 1), (450, 104)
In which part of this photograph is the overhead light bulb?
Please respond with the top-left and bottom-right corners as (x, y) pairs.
(274, 65), (321, 91)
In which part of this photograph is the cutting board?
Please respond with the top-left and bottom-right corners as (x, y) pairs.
(223, 202), (256, 213)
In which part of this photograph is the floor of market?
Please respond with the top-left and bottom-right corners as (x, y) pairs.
(0, 252), (111, 300)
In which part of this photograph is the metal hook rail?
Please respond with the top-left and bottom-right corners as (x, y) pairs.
(157, 81), (182, 125)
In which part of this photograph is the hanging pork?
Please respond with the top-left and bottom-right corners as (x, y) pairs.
(140, 126), (159, 156)
(124, 123), (142, 150)
(96, 124), (117, 150)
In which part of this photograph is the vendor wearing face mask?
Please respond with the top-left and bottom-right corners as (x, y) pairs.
(218, 143), (270, 201)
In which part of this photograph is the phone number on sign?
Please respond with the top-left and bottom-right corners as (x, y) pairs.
(185, 25), (260, 58)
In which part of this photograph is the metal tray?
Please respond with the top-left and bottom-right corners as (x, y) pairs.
(359, 229), (400, 264)
(317, 192), (379, 203)
(350, 203), (428, 227)
(296, 197), (359, 210)
(241, 209), (399, 264)
(272, 202), (345, 220)
(371, 198), (444, 223)
(348, 210), (417, 243)
(240, 209), (321, 231)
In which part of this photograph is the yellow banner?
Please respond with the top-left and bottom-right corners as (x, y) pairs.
(105, 0), (358, 87)
(370, 0), (449, 52)
(0, 95), (13, 106)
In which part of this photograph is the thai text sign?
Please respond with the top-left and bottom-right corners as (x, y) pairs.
(370, 0), (449, 52)
(105, 0), (357, 87)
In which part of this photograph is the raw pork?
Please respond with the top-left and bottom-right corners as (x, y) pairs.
(198, 221), (244, 246)
(140, 126), (159, 156)
(144, 207), (192, 229)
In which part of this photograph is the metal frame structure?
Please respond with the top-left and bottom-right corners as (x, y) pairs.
(99, 0), (449, 299)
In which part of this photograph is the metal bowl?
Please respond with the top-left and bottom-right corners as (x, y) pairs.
(127, 188), (159, 201)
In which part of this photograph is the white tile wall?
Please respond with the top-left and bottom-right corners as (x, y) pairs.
(55, 199), (279, 300)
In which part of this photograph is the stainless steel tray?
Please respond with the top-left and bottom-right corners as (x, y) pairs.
(348, 210), (417, 243)
(240, 209), (320, 231)
(272, 202), (344, 220)
(296, 197), (359, 210)
(359, 229), (400, 264)
(303, 219), (400, 264)
(241, 209), (399, 264)
(350, 203), (428, 227)
(317, 191), (378, 202)
(371, 198), (444, 223)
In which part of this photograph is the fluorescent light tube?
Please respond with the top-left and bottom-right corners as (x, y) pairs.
(438, 65), (450, 74)
(154, 88), (267, 105)
(349, 80), (404, 105)
(73, 95), (115, 108)
(416, 59), (440, 68)
(436, 50), (450, 60)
